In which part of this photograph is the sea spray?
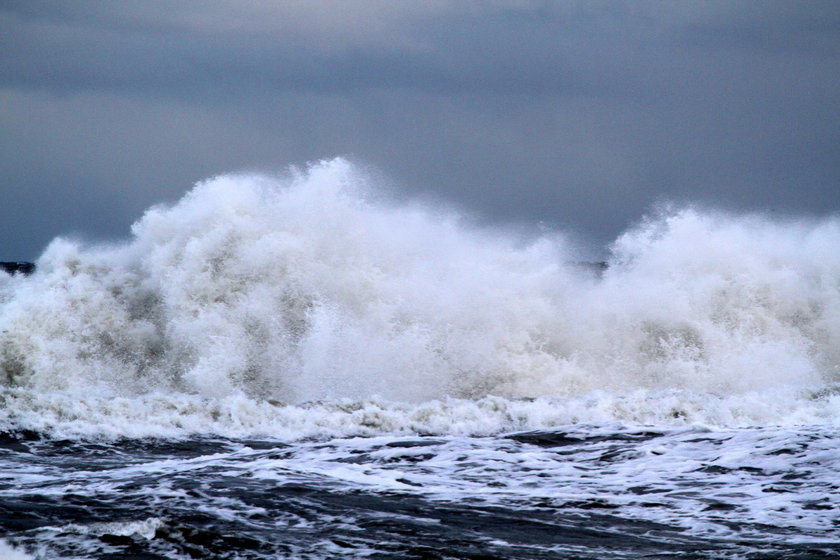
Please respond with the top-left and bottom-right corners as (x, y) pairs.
(1, 158), (839, 438)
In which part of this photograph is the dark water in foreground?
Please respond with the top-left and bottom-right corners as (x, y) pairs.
(2, 425), (838, 559)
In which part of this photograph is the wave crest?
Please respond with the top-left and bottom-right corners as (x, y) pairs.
(1, 158), (838, 432)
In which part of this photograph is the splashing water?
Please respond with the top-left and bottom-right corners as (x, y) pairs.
(1, 158), (839, 438)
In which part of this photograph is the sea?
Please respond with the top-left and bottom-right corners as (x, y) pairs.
(1, 158), (838, 559)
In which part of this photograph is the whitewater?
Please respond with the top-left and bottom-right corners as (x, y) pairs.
(1, 158), (838, 559)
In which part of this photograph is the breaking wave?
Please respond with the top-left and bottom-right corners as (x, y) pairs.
(1, 158), (838, 437)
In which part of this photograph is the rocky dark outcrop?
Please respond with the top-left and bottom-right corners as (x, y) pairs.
(0, 262), (35, 275)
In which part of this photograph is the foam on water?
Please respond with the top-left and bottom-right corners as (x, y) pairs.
(1, 158), (838, 438)
(0, 539), (37, 560)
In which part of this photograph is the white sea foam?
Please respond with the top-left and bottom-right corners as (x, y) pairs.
(1, 158), (838, 438)
(53, 518), (163, 540)
(0, 539), (38, 560)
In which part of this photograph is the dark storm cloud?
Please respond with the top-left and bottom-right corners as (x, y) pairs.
(1, 0), (839, 259)
(1, 2), (614, 97)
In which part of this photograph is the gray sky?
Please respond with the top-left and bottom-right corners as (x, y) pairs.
(1, 0), (838, 259)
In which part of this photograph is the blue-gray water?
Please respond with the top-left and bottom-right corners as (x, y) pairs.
(2, 160), (839, 558)
(3, 425), (839, 559)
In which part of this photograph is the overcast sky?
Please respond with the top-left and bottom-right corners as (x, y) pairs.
(1, 0), (838, 259)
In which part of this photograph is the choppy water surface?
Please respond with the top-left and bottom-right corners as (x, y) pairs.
(2, 423), (838, 559)
(1, 159), (839, 558)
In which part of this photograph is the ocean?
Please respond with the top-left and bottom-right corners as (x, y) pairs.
(1, 158), (838, 559)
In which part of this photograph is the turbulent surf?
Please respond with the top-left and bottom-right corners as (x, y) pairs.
(1, 158), (838, 558)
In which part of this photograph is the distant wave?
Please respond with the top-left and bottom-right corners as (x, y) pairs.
(1, 158), (838, 438)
